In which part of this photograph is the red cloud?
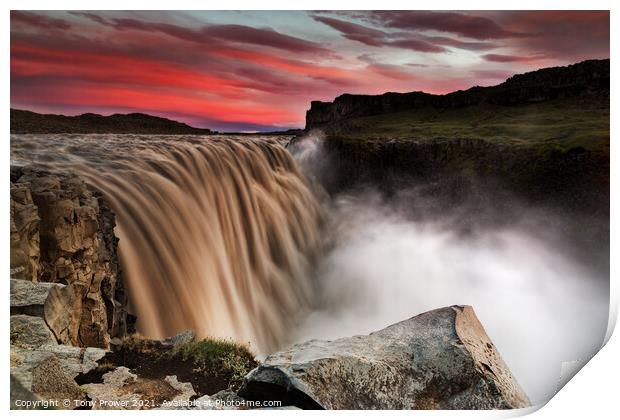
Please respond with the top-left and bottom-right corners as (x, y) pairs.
(366, 11), (528, 39)
(11, 11), (71, 30)
(10, 11), (610, 131)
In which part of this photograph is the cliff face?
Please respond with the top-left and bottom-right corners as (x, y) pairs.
(10, 167), (130, 348)
(317, 137), (609, 217)
(306, 59), (609, 130)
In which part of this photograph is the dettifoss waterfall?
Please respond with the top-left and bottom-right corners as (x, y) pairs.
(11, 133), (607, 403)
(11, 135), (324, 353)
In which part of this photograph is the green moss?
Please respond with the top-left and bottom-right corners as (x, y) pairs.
(332, 97), (609, 154)
(168, 338), (257, 383)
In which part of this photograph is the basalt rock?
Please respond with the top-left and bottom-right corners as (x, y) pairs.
(305, 59), (609, 129)
(240, 305), (530, 410)
(10, 279), (63, 318)
(10, 166), (130, 348)
(10, 315), (57, 348)
(10, 184), (40, 281)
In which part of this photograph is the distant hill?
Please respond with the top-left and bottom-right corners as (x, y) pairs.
(10, 109), (214, 134)
(305, 59), (609, 130)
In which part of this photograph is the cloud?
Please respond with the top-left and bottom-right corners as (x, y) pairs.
(72, 12), (331, 55)
(10, 11), (610, 131)
(11, 11), (71, 30)
(366, 63), (416, 81)
(366, 11), (528, 40)
(313, 15), (444, 53)
(313, 15), (386, 47)
(314, 14), (499, 53)
(482, 53), (544, 63)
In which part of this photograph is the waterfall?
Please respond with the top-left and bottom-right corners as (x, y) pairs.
(11, 134), (324, 354)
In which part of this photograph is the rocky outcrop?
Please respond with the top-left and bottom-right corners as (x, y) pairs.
(240, 305), (530, 410)
(310, 137), (609, 219)
(11, 315), (57, 347)
(10, 183), (40, 281)
(10, 166), (129, 348)
(10, 343), (106, 391)
(306, 59), (609, 129)
(83, 367), (197, 410)
(10, 279), (63, 317)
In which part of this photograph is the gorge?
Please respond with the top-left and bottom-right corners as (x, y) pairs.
(10, 59), (610, 409)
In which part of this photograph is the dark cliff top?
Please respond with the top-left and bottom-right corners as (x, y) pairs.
(10, 109), (215, 134)
(306, 59), (610, 129)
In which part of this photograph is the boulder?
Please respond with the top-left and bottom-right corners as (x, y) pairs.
(240, 305), (530, 409)
(10, 315), (57, 347)
(10, 166), (130, 348)
(10, 343), (106, 391)
(10, 278), (63, 317)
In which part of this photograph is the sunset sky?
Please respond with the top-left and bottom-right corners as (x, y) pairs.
(11, 10), (609, 132)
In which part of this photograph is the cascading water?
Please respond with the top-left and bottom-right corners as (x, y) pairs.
(10, 134), (324, 354)
(11, 133), (608, 404)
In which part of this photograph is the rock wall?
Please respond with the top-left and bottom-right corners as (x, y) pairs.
(315, 137), (609, 218)
(305, 59), (609, 129)
(10, 166), (129, 348)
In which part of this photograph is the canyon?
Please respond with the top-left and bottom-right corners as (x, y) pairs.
(9, 59), (610, 409)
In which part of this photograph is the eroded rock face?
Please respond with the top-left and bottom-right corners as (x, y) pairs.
(10, 184), (40, 281)
(9, 166), (129, 348)
(240, 305), (530, 410)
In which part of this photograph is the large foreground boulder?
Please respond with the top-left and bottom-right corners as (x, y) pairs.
(240, 305), (530, 409)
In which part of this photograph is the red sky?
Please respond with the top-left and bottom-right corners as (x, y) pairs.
(10, 11), (609, 132)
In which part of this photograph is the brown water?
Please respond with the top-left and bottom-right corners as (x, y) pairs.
(11, 134), (324, 353)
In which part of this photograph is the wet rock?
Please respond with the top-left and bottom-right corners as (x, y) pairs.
(240, 305), (530, 410)
(9, 167), (130, 348)
(31, 356), (85, 408)
(10, 315), (57, 347)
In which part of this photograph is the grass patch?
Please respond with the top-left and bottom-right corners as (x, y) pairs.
(75, 335), (259, 396)
(169, 338), (257, 384)
(330, 97), (609, 153)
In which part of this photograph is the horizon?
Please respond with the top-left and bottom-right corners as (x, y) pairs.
(11, 11), (610, 132)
